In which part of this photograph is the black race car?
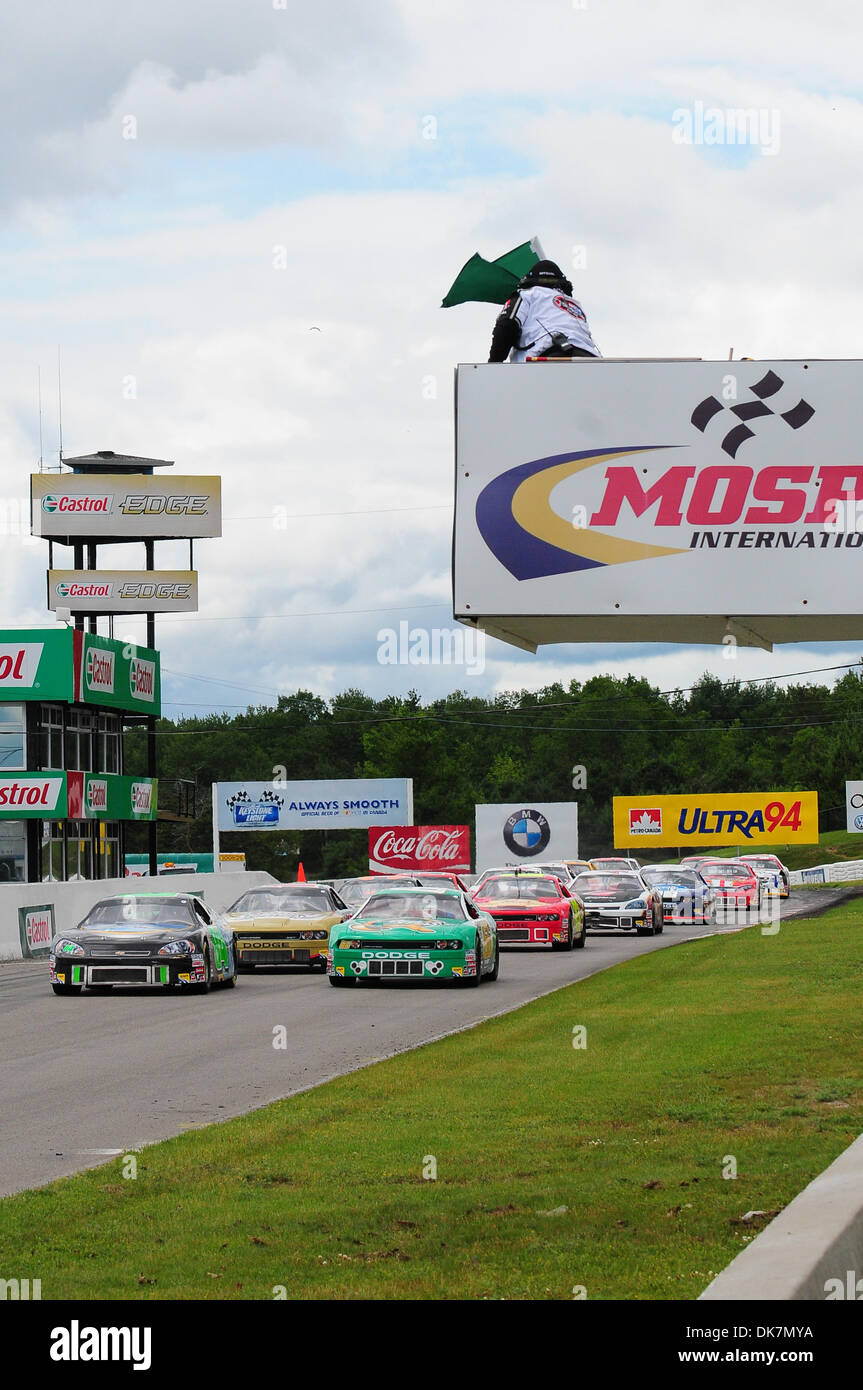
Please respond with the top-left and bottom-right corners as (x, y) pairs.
(49, 892), (237, 996)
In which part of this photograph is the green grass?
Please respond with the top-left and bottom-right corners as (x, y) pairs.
(2, 901), (862, 1301)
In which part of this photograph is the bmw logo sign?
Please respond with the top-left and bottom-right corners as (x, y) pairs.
(503, 808), (551, 858)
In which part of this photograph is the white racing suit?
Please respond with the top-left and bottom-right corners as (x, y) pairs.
(506, 285), (601, 361)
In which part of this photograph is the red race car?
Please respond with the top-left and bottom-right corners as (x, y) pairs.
(410, 869), (471, 891)
(472, 870), (585, 950)
(697, 860), (765, 923)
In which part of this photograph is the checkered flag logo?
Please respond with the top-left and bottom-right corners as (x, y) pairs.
(691, 371), (815, 458)
(225, 788), (285, 809)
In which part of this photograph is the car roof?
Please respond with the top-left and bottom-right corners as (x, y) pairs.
(362, 885), (461, 897)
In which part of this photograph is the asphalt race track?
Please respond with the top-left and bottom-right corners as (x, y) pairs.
(0, 889), (847, 1197)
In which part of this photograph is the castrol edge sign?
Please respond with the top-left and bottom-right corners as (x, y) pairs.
(32, 474), (221, 539)
(454, 361), (863, 648)
(369, 825), (470, 875)
(48, 570), (198, 614)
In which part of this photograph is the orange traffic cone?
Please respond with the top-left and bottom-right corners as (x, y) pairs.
(297, 861), (306, 882)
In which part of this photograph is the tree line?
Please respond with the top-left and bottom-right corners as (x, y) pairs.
(123, 667), (862, 879)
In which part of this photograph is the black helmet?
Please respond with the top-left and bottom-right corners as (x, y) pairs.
(518, 259), (572, 293)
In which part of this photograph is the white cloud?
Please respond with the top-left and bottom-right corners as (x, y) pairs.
(1, 2), (861, 715)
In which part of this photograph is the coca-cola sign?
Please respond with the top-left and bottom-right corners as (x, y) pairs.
(369, 825), (470, 875)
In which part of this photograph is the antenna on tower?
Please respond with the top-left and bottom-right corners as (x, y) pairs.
(37, 365), (44, 471)
(57, 345), (63, 464)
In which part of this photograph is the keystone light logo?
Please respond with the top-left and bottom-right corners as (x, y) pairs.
(690, 371), (815, 458)
(226, 787), (285, 827)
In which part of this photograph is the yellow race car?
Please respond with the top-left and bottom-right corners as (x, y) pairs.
(220, 882), (351, 972)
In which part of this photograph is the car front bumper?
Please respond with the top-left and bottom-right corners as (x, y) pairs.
(327, 947), (475, 980)
(50, 954), (206, 988)
(233, 933), (329, 966)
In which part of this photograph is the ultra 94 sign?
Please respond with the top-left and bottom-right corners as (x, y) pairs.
(614, 791), (819, 848)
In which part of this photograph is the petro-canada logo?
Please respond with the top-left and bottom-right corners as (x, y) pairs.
(629, 807), (662, 835)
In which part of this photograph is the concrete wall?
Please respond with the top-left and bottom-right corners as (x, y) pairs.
(790, 859), (863, 885)
(700, 1131), (863, 1300)
(0, 871), (278, 961)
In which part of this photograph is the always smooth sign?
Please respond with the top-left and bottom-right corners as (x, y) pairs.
(613, 792), (819, 848)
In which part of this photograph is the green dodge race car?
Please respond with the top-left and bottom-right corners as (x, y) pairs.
(327, 886), (499, 986)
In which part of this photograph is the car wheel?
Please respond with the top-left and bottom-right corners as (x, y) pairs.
(573, 914), (586, 948)
(190, 949), (211, 995)
(487, 940), (500, 980)
(328, 974), (353, 987)
(52, 983), (82, 996)
(654, 908), (663, 935)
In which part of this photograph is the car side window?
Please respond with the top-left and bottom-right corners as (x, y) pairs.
(331, 891), (348, 911)
(466, 899), (479, 918)
(193, 900), (211, 925)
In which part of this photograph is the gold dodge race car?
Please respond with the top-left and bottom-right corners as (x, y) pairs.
(221, 882), (351, 972)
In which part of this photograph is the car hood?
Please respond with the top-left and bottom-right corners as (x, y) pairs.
(58, 924), (196, 946)
(222, 911), (340, 931)
(337, 919), (470, 939)
(475, 896), (564, 911)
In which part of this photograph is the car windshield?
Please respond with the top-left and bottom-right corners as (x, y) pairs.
(641, 869), (700, 888)
(354, 892), (466, 922)
(701, 863), (751, 882)
(575, 874), (643, 897)
(80, 897), (196, 928)
(592, 860), (630, 869)
(227, 889), (332, 917)
(339, 878), (408, 907)
(478, 876), (560, 899)
(742, 856), (780, 869)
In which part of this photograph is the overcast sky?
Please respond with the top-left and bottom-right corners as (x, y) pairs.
(1, 0), (861, 716)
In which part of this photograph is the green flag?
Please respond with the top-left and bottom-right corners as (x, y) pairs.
(441, 237), (544, 308)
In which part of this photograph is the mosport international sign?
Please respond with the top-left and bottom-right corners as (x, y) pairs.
(48, 570), (198, 614)
(216, 779), (414, 832)
(32, 473), (221, 541)
(453, 360), (863, 649)
(613, 791), (819, 848)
